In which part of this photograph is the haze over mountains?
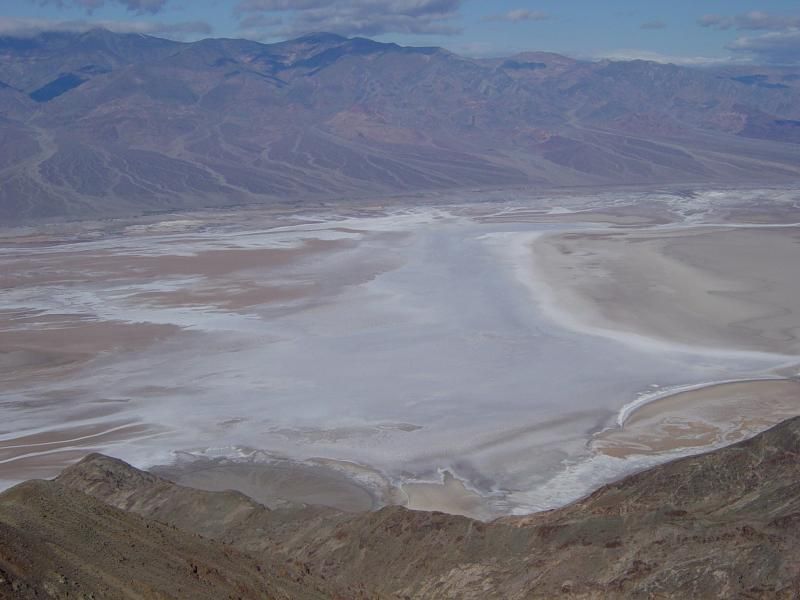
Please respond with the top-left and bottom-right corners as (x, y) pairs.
(1, 28), (800, 222)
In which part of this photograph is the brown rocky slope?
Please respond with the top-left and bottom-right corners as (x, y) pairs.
(4, 417), (800, 598)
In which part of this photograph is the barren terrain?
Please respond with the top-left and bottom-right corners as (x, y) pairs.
(2, 30), (800, 222)
(2, 188), (798, 517)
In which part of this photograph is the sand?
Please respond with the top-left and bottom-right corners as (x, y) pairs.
(530, 225), (800, 355)
(593, 379), (800, 458)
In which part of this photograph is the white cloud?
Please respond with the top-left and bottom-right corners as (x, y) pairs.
(698, 11), (800, 32)
(34, 0), (169, 15)
(598, 49), (736, 66)
(0, 16), (211, 38)
(640, 20), (666, 31)
(234, 0), (463, 37)
(727, 29), (800, 65)
(482, 9), (548, 23)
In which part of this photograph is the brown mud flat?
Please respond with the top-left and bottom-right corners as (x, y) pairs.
(594, 379), (800, 458)
(0, 237), (356, 289)
(154, 460), (377, 513)
(0, 421), (163, 483)
(0, 316), (182, 387)
(531, 225), (800, 355)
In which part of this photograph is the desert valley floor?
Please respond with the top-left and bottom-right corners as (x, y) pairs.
(1, 187), (799, 519)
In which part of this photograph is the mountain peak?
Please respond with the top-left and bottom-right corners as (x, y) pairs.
(79, 26), (115, 37)
(293, 32), (349, 45)
(509, 51), (576, 65)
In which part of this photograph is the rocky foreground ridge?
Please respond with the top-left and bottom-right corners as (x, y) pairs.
(3, 417), (800, 598)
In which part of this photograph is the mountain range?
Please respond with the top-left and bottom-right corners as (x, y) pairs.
(4, 417), (800, 598)
(1, 29), (800, 222)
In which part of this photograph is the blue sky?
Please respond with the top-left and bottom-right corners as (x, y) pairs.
(1, 0), (800, 64)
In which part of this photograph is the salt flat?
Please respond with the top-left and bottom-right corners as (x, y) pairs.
(1, 188), (798, 517)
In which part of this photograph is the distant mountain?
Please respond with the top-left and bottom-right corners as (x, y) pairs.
(1, 29), (800, 222)
(5, 417), (800, 597)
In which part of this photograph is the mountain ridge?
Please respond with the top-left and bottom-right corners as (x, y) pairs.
(1, 28), (800, 223)
(3, 416), (800, 597)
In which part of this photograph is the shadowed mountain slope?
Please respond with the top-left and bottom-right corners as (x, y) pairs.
(3, 417), (800, 597)
(1, 29), (800, 223)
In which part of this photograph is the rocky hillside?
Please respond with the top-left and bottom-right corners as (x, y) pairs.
(3, 417), (800, 598)
(2, 29), (800, 222)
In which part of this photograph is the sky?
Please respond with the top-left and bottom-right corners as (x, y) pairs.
(1, 0), (799, 65)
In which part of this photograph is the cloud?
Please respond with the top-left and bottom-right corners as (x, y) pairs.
(599, 49), (735, 66)
(698, 11), (800, 31)
(640, 20), (666, 30)
(117, 0), (167, 13)
(234, 0), (463, 37)
(482, 9), (549, 23)
(448, 40), (501, 57)
(697, 14), (734, 30)
(0, 15), (211, 38)
(31, 0), (169, 14)
(727, 30), (800, 65)
(697, 11), (800, 64)
(35, 0), (169, 14)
